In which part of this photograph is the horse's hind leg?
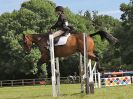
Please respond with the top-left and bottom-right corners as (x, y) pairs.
(87, 52), (98, 61)
(87, 52), (104, 73)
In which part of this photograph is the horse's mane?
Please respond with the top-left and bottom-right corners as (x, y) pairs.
(31, 33), (49, 40)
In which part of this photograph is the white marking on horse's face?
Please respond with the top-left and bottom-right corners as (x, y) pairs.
(37, 37), (41, 41)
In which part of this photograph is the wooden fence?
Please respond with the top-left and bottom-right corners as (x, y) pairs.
(0, 76), (80, 87)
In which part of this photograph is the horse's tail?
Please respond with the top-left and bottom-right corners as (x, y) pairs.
(90, 30), (118, 44)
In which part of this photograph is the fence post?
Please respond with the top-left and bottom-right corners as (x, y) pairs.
(22, 80), (24, 86)
(11, 80), (13, 87)
(0, 81), (2, 87)
(33, 79), (35, 85)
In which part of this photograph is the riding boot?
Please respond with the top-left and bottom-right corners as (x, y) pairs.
(54, 36), (60, 44)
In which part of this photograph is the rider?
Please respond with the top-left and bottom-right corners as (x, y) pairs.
(49, 6), (71, 39)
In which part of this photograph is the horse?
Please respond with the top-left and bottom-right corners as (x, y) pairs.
(23, 30), (118, 76)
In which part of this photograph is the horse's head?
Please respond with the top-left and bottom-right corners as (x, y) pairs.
(23, 34), (33, 54)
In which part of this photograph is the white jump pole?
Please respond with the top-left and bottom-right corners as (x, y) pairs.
(98, 72), (101, 88)
(94, 67), (98, 88)
(80, 53), (84, 93)
(83, 33), (90, 94)
(49, 35), (60, 97)
(80, 33), (101, 94)
(83, 33), (100, 94)
(56, 57), (60, 95)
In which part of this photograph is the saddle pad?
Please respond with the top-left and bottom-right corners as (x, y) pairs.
(55, 33), (70, 46)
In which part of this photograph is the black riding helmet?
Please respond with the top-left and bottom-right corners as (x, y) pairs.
(55, 6), (64, 12)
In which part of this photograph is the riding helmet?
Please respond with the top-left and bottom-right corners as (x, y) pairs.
(55, 6), (64, 12)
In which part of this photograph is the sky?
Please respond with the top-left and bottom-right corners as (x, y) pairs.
(0, 0), (129, 19)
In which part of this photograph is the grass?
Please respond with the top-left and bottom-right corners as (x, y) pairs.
(0, 84), (133, 99)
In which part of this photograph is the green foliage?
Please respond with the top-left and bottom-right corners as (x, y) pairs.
(120, 1), (133, 25)
(103, 1), (133, 71)
(117, 1), (133, 69)
(60, 54), (80, 77)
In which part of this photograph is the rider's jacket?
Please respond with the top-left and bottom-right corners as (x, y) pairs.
(50, 13), (70, 31)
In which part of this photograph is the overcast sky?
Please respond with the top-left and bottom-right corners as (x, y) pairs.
(0, 0), (129, 19)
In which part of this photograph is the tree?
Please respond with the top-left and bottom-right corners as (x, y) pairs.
(104, 1), (133, 71)
(120, 1), (133, 25)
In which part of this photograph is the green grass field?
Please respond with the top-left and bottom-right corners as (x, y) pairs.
(0, 84), (133, 99)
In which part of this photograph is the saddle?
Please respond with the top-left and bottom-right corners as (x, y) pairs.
(53, 25), (76, 44)
(54, 33), (70, 46)
(47, 32), (70, 47)
(54, 32), (69, 44)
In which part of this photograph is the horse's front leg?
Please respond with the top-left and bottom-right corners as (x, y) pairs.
(37, 57), (46, 67)
(37, 55), (49, 77)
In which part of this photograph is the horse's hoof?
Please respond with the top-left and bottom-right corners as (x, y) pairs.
(97, 67), (104, 74)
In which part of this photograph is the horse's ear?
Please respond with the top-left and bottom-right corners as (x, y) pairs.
(23, 34), (28, 40)
(23, 34), (28, 42)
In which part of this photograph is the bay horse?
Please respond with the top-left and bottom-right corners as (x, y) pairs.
(23, 30), (118, 76)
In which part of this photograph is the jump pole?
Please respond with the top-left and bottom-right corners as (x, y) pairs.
(98, 72), (101, 88)
(49, 34), (60, 97)
(83, 33), (90, 94)
(81, 33), (99, 94)
(80, 53), (84, 93)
